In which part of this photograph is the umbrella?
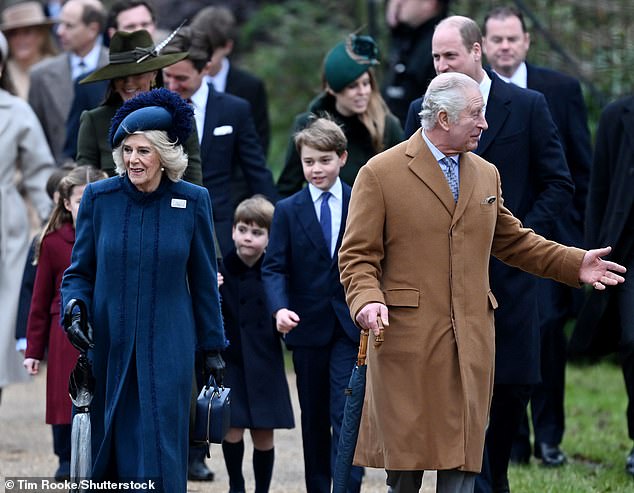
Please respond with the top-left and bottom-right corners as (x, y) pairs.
(332, 321), (384, 493)
(64, 299), (95, 492)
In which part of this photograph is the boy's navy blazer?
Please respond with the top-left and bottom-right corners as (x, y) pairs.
(262, 182), (359, 347)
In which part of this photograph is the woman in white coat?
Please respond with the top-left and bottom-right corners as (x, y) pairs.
(0, 31), (53, 401)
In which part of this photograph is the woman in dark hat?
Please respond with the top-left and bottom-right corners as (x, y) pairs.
(61, 87), (226, 492)
(277, 34), (403, 197)
(75, 28), (203, 185)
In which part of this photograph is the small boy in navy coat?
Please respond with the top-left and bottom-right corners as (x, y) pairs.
(220, 195), (294, 493)
(262, 117), (363, 493)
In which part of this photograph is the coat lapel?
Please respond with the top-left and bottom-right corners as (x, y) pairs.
(201, 83), (219, 154)
(477, 75), (511, 156)
(450, 153), (477, 227)
(525, 63), (542, 91)
(622, 99), (634, 148)
(46, 56), (73, 121)
(406, 132), (457, 216)
(333, 184), (351, 264)
(97, 47), (109, 67)
(294, 188), (331, 260)
(619, 102), (634, 227)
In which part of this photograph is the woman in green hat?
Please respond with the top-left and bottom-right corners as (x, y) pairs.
(277, 34), (403, 197)
(75, 29), (203, 185)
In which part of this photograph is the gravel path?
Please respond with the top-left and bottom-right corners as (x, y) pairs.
(0, 363), (435, 492)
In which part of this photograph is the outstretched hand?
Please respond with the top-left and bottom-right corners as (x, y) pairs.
(579, 246), (627, 290)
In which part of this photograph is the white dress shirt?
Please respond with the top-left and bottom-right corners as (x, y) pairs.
(479, 71), (493, 105)
(190, 81), (210, 144)
(204, 57), (230, 93)
(493, 62), (528, 88)
(70, 40), (102, 80)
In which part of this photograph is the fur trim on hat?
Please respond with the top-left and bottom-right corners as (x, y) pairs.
(109, 88), (193, 148)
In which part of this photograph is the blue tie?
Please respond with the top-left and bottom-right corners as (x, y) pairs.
(441, 157), (459, 202)
(320, 192), (332, 256)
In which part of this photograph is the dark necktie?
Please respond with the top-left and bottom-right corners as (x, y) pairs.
(320, 192), (332, 256)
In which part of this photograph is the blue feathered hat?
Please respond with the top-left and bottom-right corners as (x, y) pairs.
(109, 88), (193, 148)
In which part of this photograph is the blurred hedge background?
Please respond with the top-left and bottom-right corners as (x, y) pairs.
(7, 0), (627, 175)
(233, 0), (633, 176)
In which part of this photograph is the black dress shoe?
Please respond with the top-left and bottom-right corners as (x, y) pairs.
(537, 442), (566, 467)
(510, 441), (531, 465)
(188, 459), (215, 481)
(626, 447), (634, 476)
(54, 461), (70, 481)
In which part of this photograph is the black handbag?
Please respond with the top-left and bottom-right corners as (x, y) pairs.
(193, 375), (231, 455)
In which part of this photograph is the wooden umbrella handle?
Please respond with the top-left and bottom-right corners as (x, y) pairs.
(358, 318), (385, 366)
(357, 329), (369, 366)
(374, 317), (385, 348)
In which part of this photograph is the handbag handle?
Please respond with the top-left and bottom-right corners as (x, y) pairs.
(204, 374), (224, 392)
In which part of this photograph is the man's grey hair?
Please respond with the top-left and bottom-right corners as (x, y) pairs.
(112, 130), (188, 182)
(418, 72), (479, 130)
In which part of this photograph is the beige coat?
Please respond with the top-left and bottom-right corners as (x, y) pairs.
(0, 89), (53, 388)
(338, 133), (585, 472)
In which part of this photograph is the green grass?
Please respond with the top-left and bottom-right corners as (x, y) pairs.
(509, 361), (633, 492)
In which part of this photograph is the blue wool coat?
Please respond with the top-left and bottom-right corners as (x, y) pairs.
(61, 175), (224, 492)
(220, 250), (294, 429)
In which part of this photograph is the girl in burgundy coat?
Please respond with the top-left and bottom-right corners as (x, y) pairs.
(23, 165), (107, 480)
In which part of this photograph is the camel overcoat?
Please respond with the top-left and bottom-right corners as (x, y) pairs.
(338, 132), (585, 472)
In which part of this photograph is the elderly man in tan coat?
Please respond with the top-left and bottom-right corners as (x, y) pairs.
(338, 72), (625, 493)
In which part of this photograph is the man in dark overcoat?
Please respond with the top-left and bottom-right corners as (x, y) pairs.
(482, 5), (592, 467)
(570, 94), (634, 477)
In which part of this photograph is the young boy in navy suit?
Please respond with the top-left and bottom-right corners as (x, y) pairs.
(262, 117), (363, 493)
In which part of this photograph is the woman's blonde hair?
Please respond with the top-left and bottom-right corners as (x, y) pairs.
(112, 130), (188, 182)
(325, 69), (389, 153)
(358, 70), (389, 153)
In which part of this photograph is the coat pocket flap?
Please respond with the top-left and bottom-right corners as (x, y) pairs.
(383, 288), (420, 307)
(487, 290), (498, 309)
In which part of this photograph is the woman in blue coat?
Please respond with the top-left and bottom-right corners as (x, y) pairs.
(61, 89), (226, 492)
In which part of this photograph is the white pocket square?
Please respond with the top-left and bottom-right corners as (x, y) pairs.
(213, 125), (233, 136)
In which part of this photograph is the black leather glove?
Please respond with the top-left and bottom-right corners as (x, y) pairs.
(63, 299), (94, 353)
(204, 350), (225, 387)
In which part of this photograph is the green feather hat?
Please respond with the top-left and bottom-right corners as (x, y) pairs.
(80, 29), (187, 84)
